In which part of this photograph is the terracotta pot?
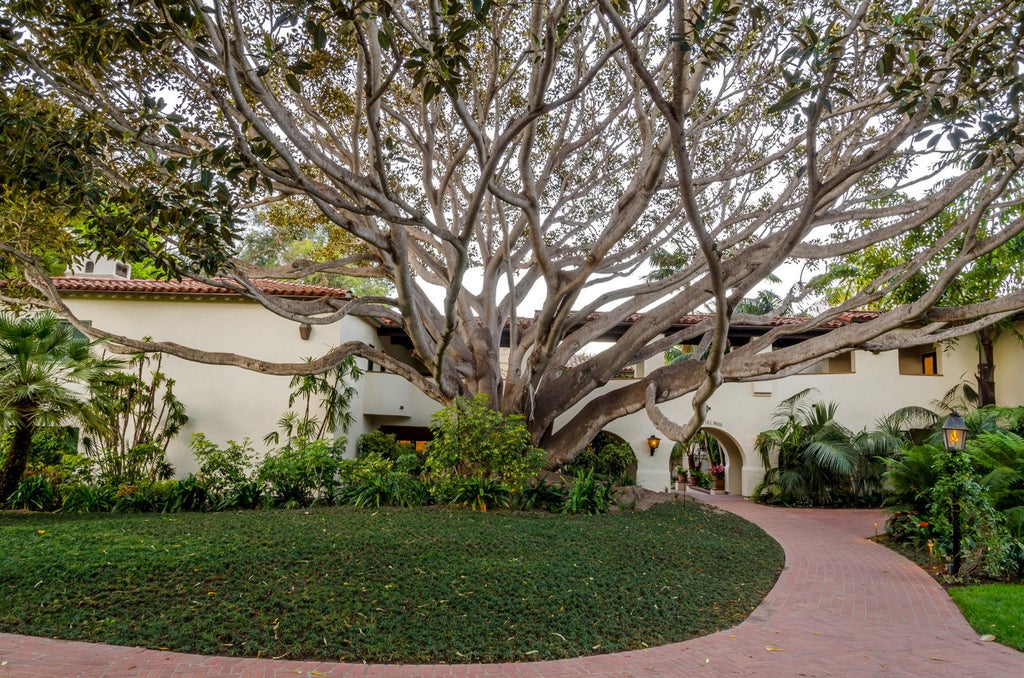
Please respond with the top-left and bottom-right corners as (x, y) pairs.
(713, 477), (725, 491)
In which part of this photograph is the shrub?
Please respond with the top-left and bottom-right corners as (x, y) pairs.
(259, 439), (346, 508)
(516, 477), (567, 511)
(357, 430), (416, 461)
(167, 475), (210, 512)
(426, 394), (544, 489)
(28, 427), (79, 466)
(560, 469), (615, 515)
(218, 479), (265, 510)
(190, 434), (256, 497)
(59, 483), (115, 513)
(5, 473), (58, 511)
(563, 436), (637, 482)
(449, 477), (511, 512)
(343, 472), (429, 508)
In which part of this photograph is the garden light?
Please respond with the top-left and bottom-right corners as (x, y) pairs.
(941, 411), (967, 452)
(942, 411), (968, 576)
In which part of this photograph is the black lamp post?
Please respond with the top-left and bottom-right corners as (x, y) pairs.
(941, 411), (968, 576)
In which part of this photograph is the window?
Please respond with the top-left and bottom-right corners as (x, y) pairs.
(114, 262), (130, 278)
(921, 352), (937, 376)
(899, 344), (941, 376)
(800, 351), (855, 374)
(84, 260), (95, 273)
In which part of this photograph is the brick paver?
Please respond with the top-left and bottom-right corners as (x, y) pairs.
(2, 494), (1022, 676)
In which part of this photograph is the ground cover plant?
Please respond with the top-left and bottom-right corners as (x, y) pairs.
(948, 584), (1024, 652)
(0, 500), (782, 664)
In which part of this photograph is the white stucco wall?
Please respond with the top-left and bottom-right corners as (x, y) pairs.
(555, 337), (984, 495)
(64, 294), (355, 475)
(47, 292), (1024, 495)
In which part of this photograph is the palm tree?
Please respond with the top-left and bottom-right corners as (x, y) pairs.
(0, 313), (121, 501)
(753, 389), (858, 506)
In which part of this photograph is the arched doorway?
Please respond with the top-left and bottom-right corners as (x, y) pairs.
(700, 427), (745, 495)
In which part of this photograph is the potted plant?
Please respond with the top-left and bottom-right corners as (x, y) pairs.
(710, 464), (726, 491)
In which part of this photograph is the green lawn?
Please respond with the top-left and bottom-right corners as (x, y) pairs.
(0, 500), (782, 664)
(948, 584), (1024, 652)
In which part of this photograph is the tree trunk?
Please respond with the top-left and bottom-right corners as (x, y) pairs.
(977, 328), (997, 408)
(0, 416), (35, 503)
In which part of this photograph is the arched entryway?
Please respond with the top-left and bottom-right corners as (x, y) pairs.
(700, 427), (745, 495)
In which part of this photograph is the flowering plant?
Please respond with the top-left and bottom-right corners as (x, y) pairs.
(709, 464), (726, 479)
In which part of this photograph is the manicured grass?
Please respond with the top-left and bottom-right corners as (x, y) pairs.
(0, 500), (782, 664)
(948, 584), (1024, 652)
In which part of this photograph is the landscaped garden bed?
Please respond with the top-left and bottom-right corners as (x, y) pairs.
(0, 500), (782, 664)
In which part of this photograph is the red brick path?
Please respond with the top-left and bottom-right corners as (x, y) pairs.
(2, 494), (1022, 676)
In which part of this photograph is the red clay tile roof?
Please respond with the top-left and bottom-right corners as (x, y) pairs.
(49, 277), (352, 299)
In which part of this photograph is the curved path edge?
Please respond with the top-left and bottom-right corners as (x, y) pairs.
(2, 494), (1022, 677)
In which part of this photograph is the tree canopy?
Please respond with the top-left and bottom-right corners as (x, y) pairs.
(2, 0), (1023, 465)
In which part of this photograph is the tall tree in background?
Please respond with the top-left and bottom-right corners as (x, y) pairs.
(0, 313), (121, 501)
(815, 201), (1024, 406)
(1, 1), (1023, 466)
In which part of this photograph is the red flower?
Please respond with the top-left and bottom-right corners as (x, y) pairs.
(919, 521), (929, 527)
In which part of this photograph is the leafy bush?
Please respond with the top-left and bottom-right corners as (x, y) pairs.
(357, 429), (416, 461)
(5, 473), (58, 511)
(28, 427), (79, 466)
(449, 477), (511, 512)
(691, 469), (713, 490)
(259, 439), (346, 508)
(81, 352), (187, 485)
(58, 483), (115, 513)
(190, 434), (256, 496)
(516, 477), (567, 511)
(337, 452), (395, 485)
(343, 472), (429, 508)
(167, 475), (210, 512)
(426, 394), (544, 489)
(218, 479), (265, 511)
(561, 469), (615, 515)
(563, 434), (637, 482)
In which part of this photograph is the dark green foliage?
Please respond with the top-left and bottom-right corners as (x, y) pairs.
(426, 394), (544, 489)
(884, 444), (943, 516)
(357, 429), (413, 461)
(754, 390), (901, 507)
(515, 477), (567, 511)
(560, 470), (615, 515)
(0, 502), (783, 663)
(218, 480), (264, 511)
(27, 427), (78, 466)
(189, 434), (255, 498)
(166, 475), (210, 513)
(563, 432), (637, 483)
(258, 439), (345, 508)
(264, 357), (360, 446)
(112, 481), (177, 513)
(342, 472), (428, 508)
(0, 312), (122, 502)
(5, 473), (57, 511)
(448, 477), (510, 512)
(58, 483), (115, 513)
(82, 352), (187, 486)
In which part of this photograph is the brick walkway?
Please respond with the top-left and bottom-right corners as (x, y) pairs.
(2, 494), (1022, 677)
